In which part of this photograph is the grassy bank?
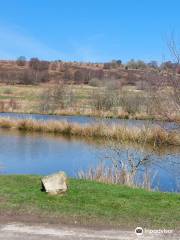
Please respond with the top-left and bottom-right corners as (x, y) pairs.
(0, 118), (179, 146)
(0, 175), (179, 229)
(0, 83), (179, 122)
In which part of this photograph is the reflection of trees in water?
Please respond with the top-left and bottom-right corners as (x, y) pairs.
(95, 137), (180, 156)
(152, 154), (180, 192)
(97, 141), (180, 191)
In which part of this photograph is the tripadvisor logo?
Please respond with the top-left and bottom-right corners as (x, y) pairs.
(135, 227), (143, 236)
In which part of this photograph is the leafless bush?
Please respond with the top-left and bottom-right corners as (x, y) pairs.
(91, 88), (119, 111)
(16, 56), (26, 67)
(0, 101), (5, 112)
(20, 69), (49, 84)
(149, 34), (180, 122)
(40, 84), (76, 113)
(105, 79), (122, 90)
(78, 142), (155, 190)
(89, 78), (102, 87)
(26, 58), (50, 84)
(119, 92), (143, 115)
(50, 61), (58, 71)
(29, 58), (50, 71)
(136, 80), (149, 90)
(126, 59), (147, 70)
(3, 88), (13, 94)
(8, 98), (18, 111)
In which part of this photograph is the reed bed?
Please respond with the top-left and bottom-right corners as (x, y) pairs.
(0, 117), (179, 146)
(78, 162), (153, 190)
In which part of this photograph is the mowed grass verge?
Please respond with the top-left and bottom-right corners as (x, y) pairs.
(0, 175), (179, 229)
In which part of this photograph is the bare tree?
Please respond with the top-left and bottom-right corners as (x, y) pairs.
(155, 34), (180, 122)
(16, 56), (26, 66)
(28, 58), (50, 84)
(147, 34), (180, 122)
(39, 83), (76, 113)
(166, 34), (180, 110)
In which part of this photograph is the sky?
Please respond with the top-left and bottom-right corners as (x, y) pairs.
(0, 0), (180, 63)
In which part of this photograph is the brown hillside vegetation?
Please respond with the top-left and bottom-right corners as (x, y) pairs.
(0, 59), (179, 122)
(0, 59), (171, 86)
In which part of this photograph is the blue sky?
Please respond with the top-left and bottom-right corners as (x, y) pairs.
(0, 0), (180, 62)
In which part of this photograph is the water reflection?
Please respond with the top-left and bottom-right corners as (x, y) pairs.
(91, 140), (180, 192)
(0, 112), (179, 130)
(0, 128), (179, 192)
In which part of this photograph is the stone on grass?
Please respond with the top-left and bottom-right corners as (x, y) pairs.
(41, 171), (68, 195)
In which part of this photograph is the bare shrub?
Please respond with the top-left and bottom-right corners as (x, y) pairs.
(27, 58), (50, 84)
(103, 62), (111, 69)
(8, 99), (18, 111)
(3, 88), (13, 94)
(29, 58), (50, 71)
(105, 79), (122, 90)
(127, 59), (147, 70)
(16, 56), (26, 66)
(78, 143), (155, 190)
(136, 80), (149, 90)
(91, 88), (119, 111)
(149, 34), (180, 122)
(20, 68), (49, 85)
(50, 61), (58, 71)
(0, 101), (5, 112)
(39, 88), (54, 113)
(119, 92), (142, 115)
(40, 84), (76, 113)
(89, 78), (102, 87)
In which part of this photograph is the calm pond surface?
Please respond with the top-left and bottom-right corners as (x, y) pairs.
(0, 112), (179, 130)
(0, 127), (179, 193)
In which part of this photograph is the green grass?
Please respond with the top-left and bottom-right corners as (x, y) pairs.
(0, 175), (180, 229)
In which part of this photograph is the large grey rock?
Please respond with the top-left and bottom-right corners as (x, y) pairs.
(41, 171), (68, 195)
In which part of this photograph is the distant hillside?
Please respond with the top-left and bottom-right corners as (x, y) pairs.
(0, 59), (175, 88)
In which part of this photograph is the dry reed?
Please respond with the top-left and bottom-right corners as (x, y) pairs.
(0, 117), (179, 146)
(78, 162), (154, 190)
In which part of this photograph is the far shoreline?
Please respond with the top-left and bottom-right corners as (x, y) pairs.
(0, 110), (179, 123)
(0, 117), (179, 146)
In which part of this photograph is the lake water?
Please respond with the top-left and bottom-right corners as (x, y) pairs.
(0, 125), (179, 193)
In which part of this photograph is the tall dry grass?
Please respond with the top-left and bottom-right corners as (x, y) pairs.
(0, 118), (179, 146)
(78, 162), (154, 190)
